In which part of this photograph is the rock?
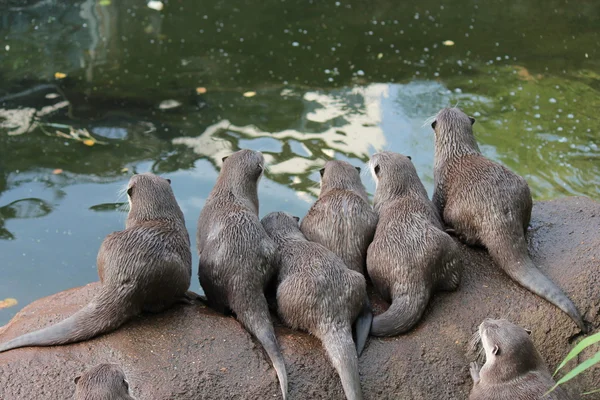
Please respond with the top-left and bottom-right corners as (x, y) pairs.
(0, 197), (598, 400)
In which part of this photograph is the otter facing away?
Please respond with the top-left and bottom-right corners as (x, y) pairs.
(196, 149), (288, 399)
(263, 211), (368, 400)
(469, 318), (574, 400)
(74, 363), (135, 400)
(299, 160), (377, 354)
(366, 152), (462, 336)
(431, 107), (586, 332)
(0, 173), (192, 353)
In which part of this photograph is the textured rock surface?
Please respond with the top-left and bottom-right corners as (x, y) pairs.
(0, 197), (598, 400)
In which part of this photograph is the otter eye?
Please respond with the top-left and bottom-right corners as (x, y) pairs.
(431, 120), (437, 129)
(374, 165), (380, 175)
(407, 156), (412, 160)
(222, 156), (229, 163)
(355, 166), (361, 173)
(127, 187), (133, 197)
(166, 178), (171, 184)
(492, 344), (500, 355)
(319, 168), (325, 177)
(292, 216), (300, 222)
(469, 116), (476, 125)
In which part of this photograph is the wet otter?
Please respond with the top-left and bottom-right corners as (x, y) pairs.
(469, 318), (573, 400)
(299, 160), (376, 354)
(431, 107), (586, 332)
(74, 363), (135, 400)
(196, 149), (288, 399)
(262, 211), (367, 400)
(0, 173), (192, 353)
(367, 151), (462, 336)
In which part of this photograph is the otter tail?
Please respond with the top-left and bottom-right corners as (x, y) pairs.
(234, 294), (288, 400)
(353, 299), (372, 357)
(0, 288), (136, 353)
(370, 289), (429, 337)
(486, 231), (586, 332)
(320, 325), (363, 400)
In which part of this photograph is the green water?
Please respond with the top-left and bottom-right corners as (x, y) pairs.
(0, 0), (598, 325)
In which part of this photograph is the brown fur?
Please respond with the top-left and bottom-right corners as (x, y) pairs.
(469, 319), (574, 400)
(367, 151), (461, 336)
(262, 211), (366, 400)
(300, 160), (378, 275)
(196, 149), (288, 399)
(431, 107), (585, 332)
(74, 364), (135, 400)
(0, 173), (192, 353)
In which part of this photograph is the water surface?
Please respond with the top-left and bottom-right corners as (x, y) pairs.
(0, 0), (598, 325)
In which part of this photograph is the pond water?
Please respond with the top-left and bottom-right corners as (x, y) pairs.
(0, 0), (598, 325)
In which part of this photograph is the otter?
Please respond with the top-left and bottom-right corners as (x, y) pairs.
(74, 363), (135, 400)
(0, 173), (192, 353)
(469, 318), (574, 400)
(431, 107), (586, 332)
(262, 211), (367, 400)
(299, 160), (377, 354)
(196, 149), (288, 400)
(366, 151), (462, 336)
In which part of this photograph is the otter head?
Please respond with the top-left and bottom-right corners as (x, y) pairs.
(261, 211), (302, 243)
(126, 173), (184, 226)
(220, 149), (265, 184)
(369, 152), (425, 205)
(74, 363), (133, 399)
(430, 107), (480, 157)
(318, 160), (367, 199)
(478, 318), (544, 383)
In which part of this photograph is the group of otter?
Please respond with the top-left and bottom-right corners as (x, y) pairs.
(0, 108), (586, 400)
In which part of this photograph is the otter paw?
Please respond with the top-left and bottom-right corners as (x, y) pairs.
(469, 362), (480, 383)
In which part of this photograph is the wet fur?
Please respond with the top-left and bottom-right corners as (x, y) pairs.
(469, 319), (573, 400)
(74, 363), (135, 400)
(431, 107), (585, 332)
(367, 152), (462, 336)
(196, 149), (288, 400)
(300, 160), (378, 275)
(263, 212), (366, 400)
(0, 173), (192, 353)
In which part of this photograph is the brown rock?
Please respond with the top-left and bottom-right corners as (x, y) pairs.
(0, 197), (598, 400)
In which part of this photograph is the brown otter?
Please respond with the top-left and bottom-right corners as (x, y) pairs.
(431, 107), (586, 332)
(299, 160), (377, 354)
(74, 363), (135, 400)
(469, 318), (574, 400)
(0, 173), (192, 353)
(196, 149), (288, 400)
(366, 151), (462, 336)
(262, 211), (367, 400)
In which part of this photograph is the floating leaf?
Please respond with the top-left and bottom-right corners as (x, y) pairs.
(99, 0), (111, 5)
(0, 298), (18, 309)
(243, 91), (256, 98)
(83, 139), (95, 146)
(196, 87), (207, 94)
(54, 72), (67, 79)
(52, 169), (63, 175)
(121, 167), (129, 173)
(442, 40), (455, 46)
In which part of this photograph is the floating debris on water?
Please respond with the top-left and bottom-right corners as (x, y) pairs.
(159, 99), (182, 110)
(196, 87), (207, 94)
(54, 72), (67, 79)
(147, 1), (164, 11)
(243, 91), (257, 98)
(442, 40), (455, 46)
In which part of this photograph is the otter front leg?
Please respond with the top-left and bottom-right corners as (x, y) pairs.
(469, 362), (481, 384)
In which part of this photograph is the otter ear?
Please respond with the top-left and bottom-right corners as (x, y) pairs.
(431, 120), (437, 129)
(222, 156), (229, 163)
(355, 166), (361, 173)
(407, 156), (412, 160)
(74, 376), (81, 384)
(292, 216), (300, 223)
(524, 328), (532, 335)
(492, 344), (500, 355)
(469, 116), (476, 125)
(319, 168), (325, 177)
(166, 178), (171, 184)
(123, 379), (129, 390)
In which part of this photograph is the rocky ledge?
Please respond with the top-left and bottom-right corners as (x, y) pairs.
(0, 197), (598, 400)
